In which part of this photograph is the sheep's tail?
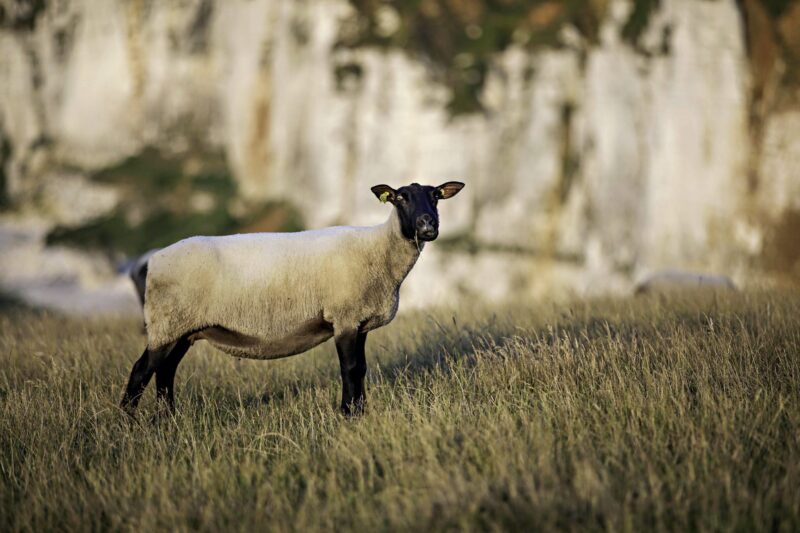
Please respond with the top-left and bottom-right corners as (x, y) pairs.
(121, 248), (161, 308)
(130, 260), (148, 307)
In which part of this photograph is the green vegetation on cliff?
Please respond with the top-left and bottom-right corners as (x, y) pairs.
(0, 139), (10, 210)
(46, 148), (303, 256)
(340, 0), (608, 113)
(339, 0), (675, 113)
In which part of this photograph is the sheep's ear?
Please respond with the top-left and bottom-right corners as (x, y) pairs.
(371, 184), (397, 204)
(435, 181), (465, 200)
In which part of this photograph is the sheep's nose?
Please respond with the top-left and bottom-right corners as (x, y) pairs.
(416, 214), (438, 241)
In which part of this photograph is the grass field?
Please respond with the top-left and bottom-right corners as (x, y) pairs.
(1, 291), (799, 531)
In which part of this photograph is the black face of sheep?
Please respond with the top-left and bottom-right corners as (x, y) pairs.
(371, 182), (465, 242)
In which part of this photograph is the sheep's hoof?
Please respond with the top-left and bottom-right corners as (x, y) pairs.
(120, 397), (138, 418)
(119, 405), (146, 428)
(148, 411), (175, 426)
(149, 399), (177, 423)
(340, 399), (365, 418)
(121, 408), (138, 422)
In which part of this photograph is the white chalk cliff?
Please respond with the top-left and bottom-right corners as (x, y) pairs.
(1, 0), (798, 312)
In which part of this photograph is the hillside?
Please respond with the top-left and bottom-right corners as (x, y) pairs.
(1, 291), (798, 530)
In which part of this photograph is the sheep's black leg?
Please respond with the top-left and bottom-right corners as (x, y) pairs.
(335, 329), (368, 416)
(120, 342), (174, 415)
(155, 335), (191, 412)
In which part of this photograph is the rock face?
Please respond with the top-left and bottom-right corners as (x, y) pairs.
(0, 0), (799, 312)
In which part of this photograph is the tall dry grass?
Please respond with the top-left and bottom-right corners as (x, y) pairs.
(1, 291), (798, 531)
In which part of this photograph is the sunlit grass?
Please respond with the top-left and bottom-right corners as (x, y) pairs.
(1, 292), (799, 531)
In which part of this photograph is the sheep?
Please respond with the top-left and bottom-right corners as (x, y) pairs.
(634, 270), (737, 295)
(120, 181), (465, 416)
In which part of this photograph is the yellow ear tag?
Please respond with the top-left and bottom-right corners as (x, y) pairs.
(379, 191), (391, 203)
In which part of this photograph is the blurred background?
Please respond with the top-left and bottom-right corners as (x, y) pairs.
(0, 0), (798, 314)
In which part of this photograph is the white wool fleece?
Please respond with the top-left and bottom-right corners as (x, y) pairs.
(143, 210), (421, 355)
